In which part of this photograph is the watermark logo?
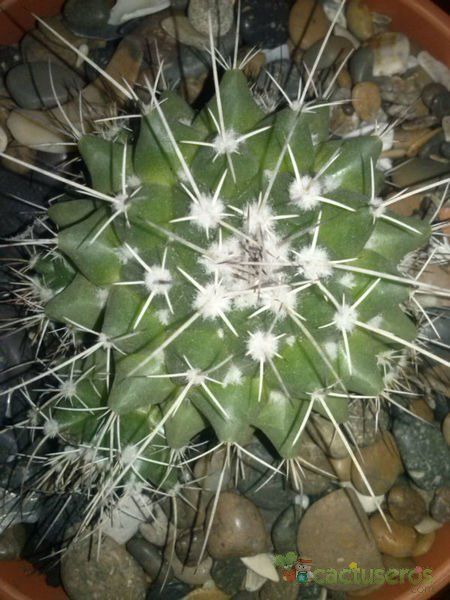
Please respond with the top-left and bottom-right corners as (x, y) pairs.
(273, 554), (434, 591)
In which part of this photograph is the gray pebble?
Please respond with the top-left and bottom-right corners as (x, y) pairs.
(349, 46), (374, 84)
(211, 556), (247, 595)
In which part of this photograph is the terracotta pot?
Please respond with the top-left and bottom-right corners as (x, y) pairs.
(0, 1), (449, 600)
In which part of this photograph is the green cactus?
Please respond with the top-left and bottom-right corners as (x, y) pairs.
(2, 50), (449, 534)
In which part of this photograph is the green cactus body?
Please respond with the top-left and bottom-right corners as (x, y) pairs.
(32, 69), (430, 492)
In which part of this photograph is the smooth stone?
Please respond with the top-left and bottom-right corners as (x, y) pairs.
(61, 534), (147, 600)
(303, 36), (353, 72)
(443, 414), (450, 445)
(418, 51), (450, 90)
(126, 536), (169, 581)
(7, 110), (71, 154)
(242, 51), (266, 79)
(101, 491), (153, 545)
(369, 32), (410, 77)
(211, 556), (247, 595)
(346, 0), (373, 42)
(422, 82), (448, 109)
(369, 514), (417, 558)
(391, 157), (450, 187)
(431, 92), (450, 120)
(440, 141), (450, 158)
(241, 0), (290, 49)
(169, 551), (213, 586)
(308, 415), (349, 459)
(85, 43), (117, 82)
(163, 487), (211, 529)
(409, 399), (434, 422)
(108, 0), (170, 25)
(352, 81), (381, 121)
(337, 67), (352, 90)
(349, 46), (374, 83)
(206, 492), (269, 559)
(244, 568), (266, 592)
(139, 504), (172, 547)
(2, 140), (36, 175)
(330, 456), (352, 481)
(351, 486), (384, 514)
(188, 0), (234, 37)
(393, 417), (450, 490)
(0, 127), (8, 153)
(146, 580), (192, 599)
(414, 516), (443, 535)
(237, 439), (295, 511)
(184, 589), (229, 600)
(259, 579), (298, 600)
(412, 531), (436, 557)
(293, 432), (336, 495)
(347, 399), (390, 448)
(430, 487), (450, 523)
(289, 0), (329, 51)
(271, 503), (302, 554)
(443, 115), (450, 142)
(6, 62), (83, 110)
(387, 485), (427, 527)
(297, 489), (383, 591)
(351, 432), (403, 495)
(64, 0), (119, 39)
(176, 528), (206, 566)
(161, 16), (210, 51)
(241, 554), (278, 582)
(194, 447), (231, 492)
(234, 592), (259, 599)
(382, 554), (415, 570)
(0, 524), (26, 559)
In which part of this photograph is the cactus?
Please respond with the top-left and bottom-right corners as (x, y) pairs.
(1, 17), (449, 544)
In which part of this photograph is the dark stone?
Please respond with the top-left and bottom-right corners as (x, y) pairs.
(431, 92), (450, 120)
(0, 524), (26, 559)
(421, 83), (447, 109)
(440, 141), (450, 159)
(126, 535), (171, 581)
(6, 62), (83, 110)
(64, 0), (119, 39)
(430, 487), (450, 523)
(419, 130), (445, 159)
(146, 580), (192, 599)
(240, 0), (290, 49)
(211, 556), (247, 595)
(349, 46), (374, 84)
(271, 503), (302, 554)
(255, 60), (301, 103)
(85, 42), (118, 82)
(393, 417), (450, 490)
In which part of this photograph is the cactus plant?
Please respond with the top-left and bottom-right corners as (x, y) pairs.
(1, 15), (449, 547)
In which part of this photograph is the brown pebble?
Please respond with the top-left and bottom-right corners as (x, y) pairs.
(430, 487), (450, 523)
(330, 455), (352, 481)
(289, 0), (329, 51)
(346, 0), (374, 41)
(409, 399), (434, 422)
(184, 589), (229, 600)
(369, 514), (417, 558)
(382, 554), (416, 570)
(176, 528), (206, 566)
(260, 579), (298, 600)
(206, 492), (269, 559)
(351, 432), (404, 496)
(337, 67), (352, 90)
(243, 51), (266, 79)
(387, 485), (427, 526)
(1, 141), (36, 174)
(412, 531), (436, 557)
(352, 82), (382, 121)
(443, 413), (450, 445)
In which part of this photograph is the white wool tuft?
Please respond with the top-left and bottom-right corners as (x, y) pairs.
(121, 444), (139, 465)
(289, 175), (323, 210)
(44, 419), (60, 438)
(223, 364), (243, 386)
(247, 330), (279, 363)
(112, 193), (128, 213)
(193, 283), (231, 319)
(334, 303), (358, 333)
(185, 368), (206, 386)
(296, 245), (333, 280)
(370, 196), (386, 218)
(245, 201), (274, 235)
(189, 193), (224, 232)
(212, 129), (240, 155)
(339, 273), (356, 289)
(144, 266), (173, 294)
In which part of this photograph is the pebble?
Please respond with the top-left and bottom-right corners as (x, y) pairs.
(382, 554), (415, 570)
(6, 62), (83, 110)
(169, 551), (213, 586)
(347, 399), (390, 448)
(161, 16), (210, 51)
(409, 399), (435, 422)
(369, 514), (417, 558)
(430, 487), (450, 523)
(431, 91), (450, 120)
(351, 81), (381, 121)
(176, 528), (206, 566)
(337, 68), (352, 90)
(349, 46), (374, 83)
(259, 579), (298, 600)
(393, 417), (450, 490)
(393, 127), (442, 159)
(211, 556), (247, 595)
(351, 432), (403, 495)
(0, 524), (26, 559)
(308, 415), (349, 459)
(271, 504), (302, 554)
(241, 554), (278, 582)
(346, 0), (373, 42)
(241, 0), (290, 49)
(64, 0), (118, 39)
(293, 432), (336, 495)
(414, 516), (443, 535)
(369, 32), (410, 77)
(7, 109), (70, 154)
(387, 484), (427, 526)
(412, 531), (436, 557)
(422, 82), (448, 109)
(146, 580), (192, 600)
(188, 0), (234, 37)
(303, 36), (353, 72)
(126, 535), (168, 581)
(330, 456), (352, 481)
(443, 414), (450, 445)
(194, 447), (231, 492)
(206, 492), (269, 559)
(244, 569), (266, 593)
(418, 51), (450, 90)
(61, 534), (148, 600)
(297, 489), (383, 591)
(184, 589), (229, 600)
(108, 0), (171, 26)
(289, 0), (329, 51)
